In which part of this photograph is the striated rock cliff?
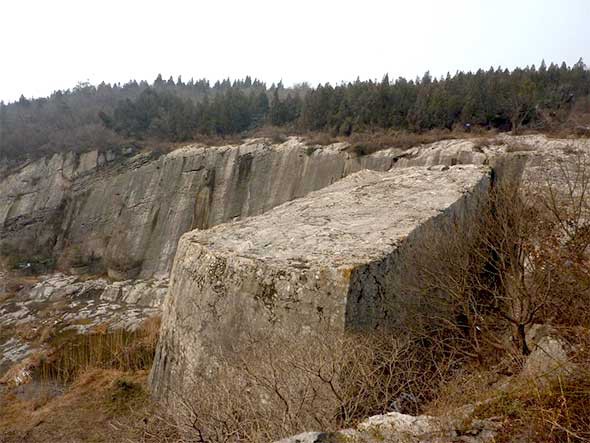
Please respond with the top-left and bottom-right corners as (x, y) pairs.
(0, 139), (402, 279)
(3, 134), (582, 281)
(150, 165), (491, 398)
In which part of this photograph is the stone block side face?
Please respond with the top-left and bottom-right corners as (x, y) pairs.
(150, 166), (493, 399)
(149, 235), (350, 400)
(345, 253), (400, 329)
(344, 172), (491, 331)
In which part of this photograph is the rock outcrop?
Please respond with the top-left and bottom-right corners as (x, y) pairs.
(0, 273), (166, 377)
(150, 165), (490, 398)
(392, 134), (590, 174)
(4, 134), (590, 440)
(0, 139), (402, 279)
(275, 409), (500, 443)
(4, 135), (585, 281)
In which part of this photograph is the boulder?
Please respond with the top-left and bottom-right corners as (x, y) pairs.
(150, 165), (491, 399)
(274, 410), (500, 443)
(523, 324), (570, 379)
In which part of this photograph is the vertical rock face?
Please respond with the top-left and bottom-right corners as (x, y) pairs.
(0, 139), (402, 279)
(150, 165), (491, 399)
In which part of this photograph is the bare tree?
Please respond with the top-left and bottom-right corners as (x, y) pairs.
(159, 327), (454, 443)
(397, 152), (590, 362)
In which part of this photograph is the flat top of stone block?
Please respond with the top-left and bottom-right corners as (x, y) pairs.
(183, 165), (488, 269)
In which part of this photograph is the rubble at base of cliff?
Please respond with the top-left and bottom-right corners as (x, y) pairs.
(0, 272), (167, 381)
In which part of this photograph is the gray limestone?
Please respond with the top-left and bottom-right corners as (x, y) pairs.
(0, 273), (167, 377)
(0, 139), (402, 279)
(3, 133), (589, 412)
(150, 165), (491, 398)
(274, 409), (500, 443)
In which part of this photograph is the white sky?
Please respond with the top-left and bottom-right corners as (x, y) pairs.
(1, 0), (589, 103)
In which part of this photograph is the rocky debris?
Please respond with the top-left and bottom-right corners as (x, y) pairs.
(523, 336), (570, 379)
(0, 352), (38, 387)
(0, 273), (167, 377)
(0, 338), (34, 377)
(522, 324), (571, 380)
(0, 138), (402, 280)
(2, 135), (587, 281)
(150, 165), (490, 398)
(0, 273), (167, 332)
(392, 134), (590, 172)
(0, 269), (6, 294)
(487, 324), (573, 394)
(27, 273), (168, 307)
(394, 139), (493, 168)
(275, 409), (500, 443)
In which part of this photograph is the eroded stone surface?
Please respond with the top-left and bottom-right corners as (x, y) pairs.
(394, 139), (493, 168)
(176, 166), (487, 269)
(150, 165), (490, 398)
(3, 135), (586, 282)
(393, 134), (590, 184)
(0, 139), (402, 279)
(275, 409), (500, 443)
(523, 325), (571, 380)
(0, 273), (167, 377)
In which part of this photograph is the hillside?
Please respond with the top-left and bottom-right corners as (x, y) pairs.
(2, 61), (589, 165)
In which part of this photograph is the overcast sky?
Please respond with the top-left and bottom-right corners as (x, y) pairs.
(1, 0), (588, 103)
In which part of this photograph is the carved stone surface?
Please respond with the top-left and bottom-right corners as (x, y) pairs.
(150, 165), (490, 398)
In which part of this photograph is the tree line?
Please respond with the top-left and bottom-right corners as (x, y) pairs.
(1, 60), (589, 161)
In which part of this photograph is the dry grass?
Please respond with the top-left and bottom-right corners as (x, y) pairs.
(116, 125), (588, 159)
(471, 136), (498, 152)
(37, 317), (160, 384)
(347, 129), (457, 154)
(303, 128), (495, 155)
(4, 136), (590, 442)
(471, 134), (552, 154)
(0, 316), (164, 442)
(147, 126), (488, 155)
(248, 125), (290, 144)
(421, 327), (590, 442)
(474, 370), (590, 442)
(0, 369), (159, 443)
(504, 140), (537, 153)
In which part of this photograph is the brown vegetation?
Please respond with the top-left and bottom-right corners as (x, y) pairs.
(0, 317), (163, 443)
(38, 316), (160, 384)
(167, 329), (459, 442)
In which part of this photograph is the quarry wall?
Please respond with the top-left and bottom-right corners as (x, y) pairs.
(0, 139), (403, 279)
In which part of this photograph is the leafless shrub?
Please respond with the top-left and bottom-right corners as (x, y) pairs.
(472, 365), (590, 442)
(504, 140), (536, 153)
(349, 129), (456, 153)
(138, 153), (590, 443)
(249, 125), (290, 144)
(396, 152), (590, 366)
(305, 131), (339, 146)
(532, 154), (590, 327)
(302, 129), (493, 156)
(471, 137), (498, 152)
(165, 328), (457, 443)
